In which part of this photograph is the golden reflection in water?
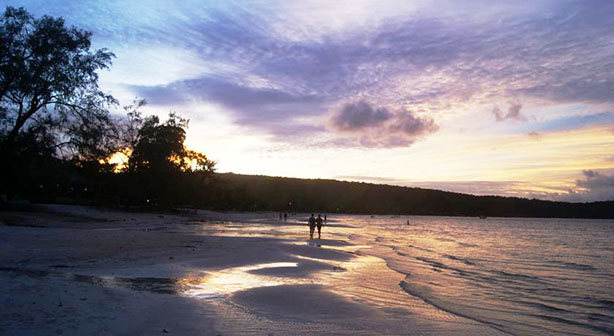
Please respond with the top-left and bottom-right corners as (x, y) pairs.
(177, 244), (397, 308)
(180, 262), (302, 298)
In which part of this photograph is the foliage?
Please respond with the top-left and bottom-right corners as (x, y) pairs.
(119, 100), (215, 175)
(0, 6), (118, 162)
(209, 173), (614, 219)
(108, 100), (215, 206)
(0, 7), (218, 207)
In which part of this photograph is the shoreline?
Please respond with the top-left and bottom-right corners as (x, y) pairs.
(1, 204), (506, 335)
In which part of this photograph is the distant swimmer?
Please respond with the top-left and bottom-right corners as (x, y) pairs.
(308, 213), (316, 239)
(316, 214), (324, 239)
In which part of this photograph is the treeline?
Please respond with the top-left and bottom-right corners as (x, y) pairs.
(208, 173), (614, 219)
(9, 167), (614, 218)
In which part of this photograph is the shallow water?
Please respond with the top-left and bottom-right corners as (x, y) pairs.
(196, 214), (614, 335)
(4, 214), (611, 335)
(323, 215), (614, 336)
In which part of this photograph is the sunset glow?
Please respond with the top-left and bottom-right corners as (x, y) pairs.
(16, 0), (614, 201)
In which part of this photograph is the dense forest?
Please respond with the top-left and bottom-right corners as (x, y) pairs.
(8, 167), (614, 219)
(209, 173), (614, 219)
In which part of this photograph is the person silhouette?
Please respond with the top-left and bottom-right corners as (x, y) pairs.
(316, 214), (323, 239)
(308, 214), (316, 239)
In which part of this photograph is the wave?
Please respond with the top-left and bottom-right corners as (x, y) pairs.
(524, 313), (614, 335)
(415, 256), (447, 270)
(444, 254), (475, 265)
(547, 260), (597, 271)
(516, 300), (570, 313)
(399, 279), (515, 335)
(458, 242), (479, 248)
(492, 270), (543, 282)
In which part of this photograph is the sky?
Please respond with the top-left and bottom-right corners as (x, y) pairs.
(6, 0), (614, 201)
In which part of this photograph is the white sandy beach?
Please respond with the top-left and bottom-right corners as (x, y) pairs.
(0, 204), (505, 335)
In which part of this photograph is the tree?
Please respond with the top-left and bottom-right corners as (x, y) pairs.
(120, 104), (215, 205)
(0, 6), (118, 162)
(128, 111), (215, 174)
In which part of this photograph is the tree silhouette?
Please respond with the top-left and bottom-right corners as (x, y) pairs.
(0, 6), (118, 162)
(124, 109), (215, 205)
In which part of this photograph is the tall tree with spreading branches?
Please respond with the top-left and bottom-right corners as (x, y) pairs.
(0, 6), (118, 162)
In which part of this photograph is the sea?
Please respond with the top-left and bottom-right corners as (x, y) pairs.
(325, 215), (614, 335)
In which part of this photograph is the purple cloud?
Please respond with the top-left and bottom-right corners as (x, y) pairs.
(132, 76), (328, 132)
(391, 112), (438, 136)
(332, 101), (391, 130)
(65, 0), (613, 148)
(557, 170), (614, 202)
(492, 102), (525, 122)
(327, 101), (438, 147)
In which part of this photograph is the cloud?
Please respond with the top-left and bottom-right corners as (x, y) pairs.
(492, 102), (525, 122)
(333, 177), (545, 197)
(43, 0), (613, 148)
(132, 76), (328, 135)
(527, 131), (542, 140)
(392, 112), (439, 136)
(328, 101), (438, 147)
(557, 170), (614, 202)
(331, 101), (391, 130)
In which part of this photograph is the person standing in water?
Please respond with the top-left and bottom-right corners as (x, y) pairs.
(308, 214), (316, 239)
(316, 214), (324, 239)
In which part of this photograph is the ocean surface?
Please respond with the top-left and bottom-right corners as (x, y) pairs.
(323, 215), (614, 335)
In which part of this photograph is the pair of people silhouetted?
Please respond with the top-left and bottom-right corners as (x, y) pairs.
(308, 214), (324, 239)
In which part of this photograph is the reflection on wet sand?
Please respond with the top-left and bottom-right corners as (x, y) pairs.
(181, 262), (301, 298)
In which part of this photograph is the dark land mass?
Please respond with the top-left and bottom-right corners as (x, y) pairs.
(209, 173), (614, 219)
(5, 160), (613, 219)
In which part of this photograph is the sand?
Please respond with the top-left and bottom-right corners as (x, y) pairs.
(0, 204), (505, 335)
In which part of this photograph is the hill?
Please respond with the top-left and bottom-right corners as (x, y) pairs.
(208, 173), (614, 219)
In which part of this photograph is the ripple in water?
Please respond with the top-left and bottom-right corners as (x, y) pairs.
(335, 215), (614, 336)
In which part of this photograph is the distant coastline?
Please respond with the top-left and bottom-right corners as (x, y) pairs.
(211, 173), (614, 219)
(8, 172), (613, 219)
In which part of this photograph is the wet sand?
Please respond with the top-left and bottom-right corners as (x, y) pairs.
(0, 205), (505, 335)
